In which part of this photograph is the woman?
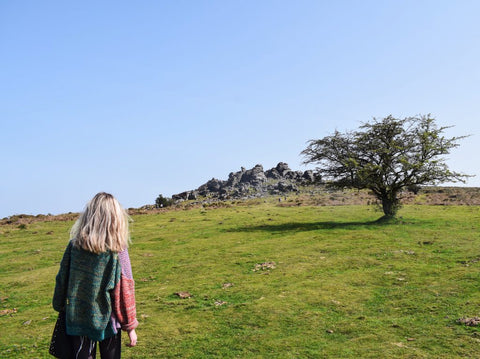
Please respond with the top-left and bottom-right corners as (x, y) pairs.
(53, 192), (138, 358)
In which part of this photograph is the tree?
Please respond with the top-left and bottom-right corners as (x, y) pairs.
(155, 194), (173, 208)
(301, 115), (471, 218)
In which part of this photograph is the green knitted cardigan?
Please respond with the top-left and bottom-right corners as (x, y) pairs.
(53, 241), (121, 341)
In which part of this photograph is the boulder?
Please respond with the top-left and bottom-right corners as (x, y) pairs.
(171, 162), (320, 201)
(302, 170), (315, 183)
(275, 162), (291, 175)
(275, 181), (298, 192)
(265, 168), (281, 179)
(206, 178), (224, 191)
(240, 164), (266, 185)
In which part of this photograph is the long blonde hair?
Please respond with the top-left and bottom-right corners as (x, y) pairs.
(71, 192), (130, 253)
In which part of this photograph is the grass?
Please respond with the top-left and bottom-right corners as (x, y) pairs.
(1, 201), (480, 358)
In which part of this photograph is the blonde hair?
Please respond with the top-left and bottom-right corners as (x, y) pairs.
(71, 192), (130, 253)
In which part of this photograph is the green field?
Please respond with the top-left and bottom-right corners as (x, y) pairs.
(1, 200), (479, 358)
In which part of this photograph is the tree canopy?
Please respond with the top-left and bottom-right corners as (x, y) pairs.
(301, 115), (471, 218)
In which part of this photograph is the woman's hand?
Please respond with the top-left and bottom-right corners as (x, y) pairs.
(127, 329), (137, 347)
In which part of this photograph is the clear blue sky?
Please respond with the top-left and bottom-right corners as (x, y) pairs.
(1, 0), (479, 218)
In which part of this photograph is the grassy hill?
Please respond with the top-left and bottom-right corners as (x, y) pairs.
(1, 194), (480, 358)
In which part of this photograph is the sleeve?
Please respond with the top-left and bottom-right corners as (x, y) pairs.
(52, 242), (72, 312)
(112, 249), (139, 332)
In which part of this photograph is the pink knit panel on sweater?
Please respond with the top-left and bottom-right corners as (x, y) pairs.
(112, 249), (138, 331)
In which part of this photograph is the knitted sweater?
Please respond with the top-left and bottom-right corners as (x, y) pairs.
(112, 249), (139, 332)
(53, 241), (138, 341)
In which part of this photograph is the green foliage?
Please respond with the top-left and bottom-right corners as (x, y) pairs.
(301, 115), (471, 217)
(155, 194), (173, 208)
(1, 203), (479, 357)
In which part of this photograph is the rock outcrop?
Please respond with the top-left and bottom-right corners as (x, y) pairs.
(172, 162), (320, 202)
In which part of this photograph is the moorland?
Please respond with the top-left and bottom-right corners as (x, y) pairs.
(1, 187), (479, 358)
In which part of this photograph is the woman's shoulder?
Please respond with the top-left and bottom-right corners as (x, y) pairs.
(70, 242), (118, 262)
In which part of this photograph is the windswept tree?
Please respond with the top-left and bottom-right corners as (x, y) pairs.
(301, 115), (471, 218)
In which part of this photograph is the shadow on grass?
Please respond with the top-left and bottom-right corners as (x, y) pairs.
(228, 217), (397, 233)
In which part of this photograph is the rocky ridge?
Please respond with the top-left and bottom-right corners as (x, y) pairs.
(172, 162), (320, 202)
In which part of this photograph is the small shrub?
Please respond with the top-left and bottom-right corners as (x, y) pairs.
(155, 194), (173, 208)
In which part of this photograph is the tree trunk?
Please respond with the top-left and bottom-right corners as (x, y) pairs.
(381, 194), (399, 218)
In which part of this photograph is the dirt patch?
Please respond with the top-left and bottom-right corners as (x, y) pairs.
(0, 308), (17, 316)
(253, 262), (276, 272)
(458, 317), (480, 326)
(175, 291), (192, 299)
